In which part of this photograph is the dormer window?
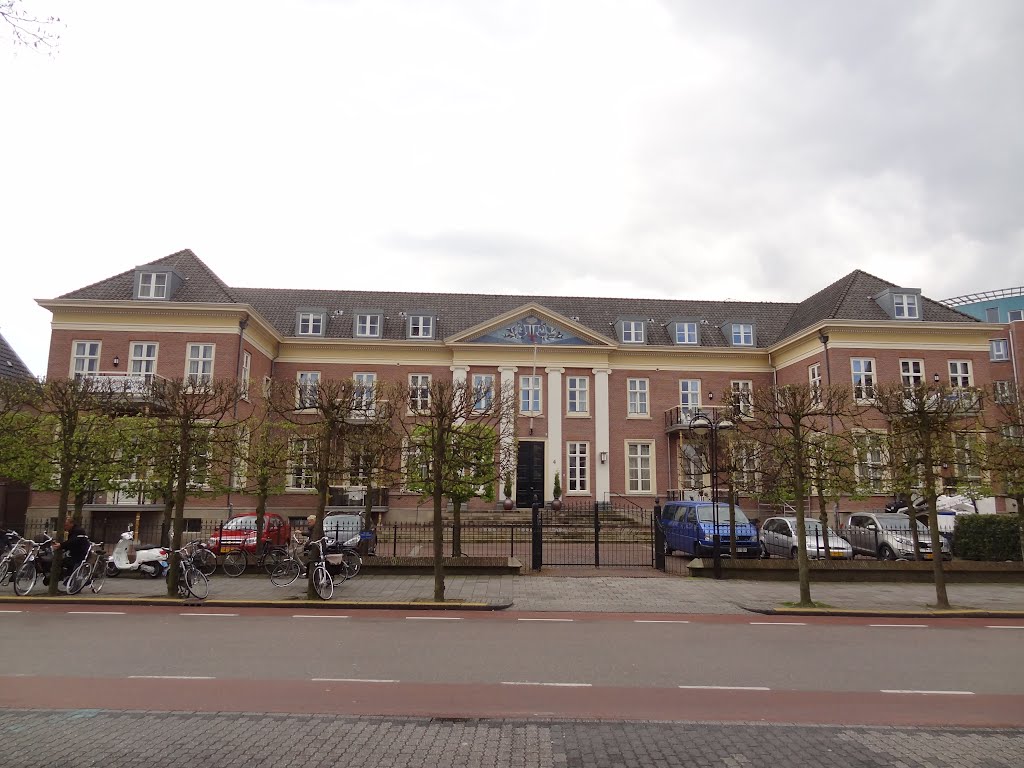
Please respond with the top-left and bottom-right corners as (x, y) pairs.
(408, 314), (434, 339)
(355, 313), (382, 338)
(296, 311), (325, 336)
(138, 272), (168, 299)
(731, 323), (754, 346)
(133, 266), (183, 301)
(894, 293), (919, 319)
(620, 320), (645, 344)
(674, 322), (698, 345)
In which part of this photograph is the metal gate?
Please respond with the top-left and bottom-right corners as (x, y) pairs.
(536, 501), (655, 567)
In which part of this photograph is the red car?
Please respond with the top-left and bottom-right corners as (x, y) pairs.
(209, 514), (291, 555)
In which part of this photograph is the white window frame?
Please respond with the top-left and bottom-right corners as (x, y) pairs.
(948, 360), (972, 388)
(893, 293), (919, 319)
(71, 340), (101, 380)
(679, 379), (701, 418)
(409, 315), (433, 339)
(990, 339), (1009, 361)
(185, 343), (215, 386)
(681, 442), (704, 493)
(296, 371), (321, 410)
(1009, 310), (1024, 322)
(129, 342), (158, 384)
(808, 363), (822, 408)
(621, 321), (645, 344)
(567, 442), (589, 493)
(353, 372), (377, 412)
(731, 324), (754, 346)
(472, 374), (494, 413)
(900, 359), (924, 390)
(994, 380), (1015, 404)
(627, 378), (649, 417)
(625, 441), (655, 494)
(520, 375), (542, 414)
(138, 272), (167, 299)
(409, 374), (431, 413)
(567, 376), (589, 415)
(240, 350), (251, 400)
(731, 380), (752, 418)
(288, 438), (316, 490)
(297, 312), (324, 336)
(851, 358), (875, 401)
(854, 431), (884, 493)
(675, 322), (697, 345)
(356, 313), (381, 338)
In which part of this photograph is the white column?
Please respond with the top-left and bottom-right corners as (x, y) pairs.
(450, 365), (469, 424)
(499, 366), (518, 496)
(593, 368), (611, 503)
(546, 367), (564, 497)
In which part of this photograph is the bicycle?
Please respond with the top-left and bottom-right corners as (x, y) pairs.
(66, 540), (108, 595)
(270, 537), (332, 599)
(170, 542), (210, 600)
(0, 531), (27, 588)
(222, 537), (287, 578)
(13, 535), (52, 596)
(268, 532), (308, 588)
(189, 541), (218, 576)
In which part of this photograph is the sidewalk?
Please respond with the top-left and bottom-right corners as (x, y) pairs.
(4, 570), (1024, 616)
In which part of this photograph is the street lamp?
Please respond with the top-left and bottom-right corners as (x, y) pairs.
(689, 406), (734, 579)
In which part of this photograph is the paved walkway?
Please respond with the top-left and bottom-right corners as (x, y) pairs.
(9, 570), (1024, 614)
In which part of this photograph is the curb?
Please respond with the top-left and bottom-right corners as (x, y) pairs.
(745, 606), (1024, 619)
(0, 596), (514, 611)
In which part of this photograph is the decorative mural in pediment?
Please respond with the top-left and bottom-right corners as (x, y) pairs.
(468, 314), (592, 346)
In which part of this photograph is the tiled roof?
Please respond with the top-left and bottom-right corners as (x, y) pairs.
(54, 252), (980, 348)
(0, 333), (33, 382)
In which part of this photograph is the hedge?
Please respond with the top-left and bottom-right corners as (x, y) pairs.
(953, 515), (1022, 561)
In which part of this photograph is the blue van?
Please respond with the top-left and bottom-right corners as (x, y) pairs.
(660, 500), (759, 558)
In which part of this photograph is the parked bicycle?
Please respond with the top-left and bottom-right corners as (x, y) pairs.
(0, 531), (27, 589)
(222, 537), (287, 578)
(270, 537), (333, 599)
(169, 542), (210, 600)
(12, 534), (53, 596)
(188, 540), (218, 576)
(66, 539), (108, 595)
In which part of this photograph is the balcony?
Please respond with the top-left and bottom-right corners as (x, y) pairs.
(79, 372), (168, 406)
(664, 404), (734, 433)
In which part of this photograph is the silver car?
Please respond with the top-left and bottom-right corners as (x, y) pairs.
(758, 516), (853, 560)
(840, 512), (952, 560)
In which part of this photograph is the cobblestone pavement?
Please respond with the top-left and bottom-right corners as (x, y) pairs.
(21, 571), (1024, 614)
(0, 710), (1021, 768)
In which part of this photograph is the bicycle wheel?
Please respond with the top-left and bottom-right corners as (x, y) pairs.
(0, 557), (10, 587)
(262, 548), (286, 575)
(67, 562), (92, 595)
(90, 559), (107, 593)
(222, 549), (247, 577)
(312, 565), (333, 600)
(341, 550), (361, 579)
(184, 567), (209, 600)
(270, 558), (300, 587)
(193, 548), (217, 576)
(13, 560), (37, 596)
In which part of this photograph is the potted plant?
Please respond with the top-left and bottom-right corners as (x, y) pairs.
(502, 472), (515, 511)
(551, 473), (562, 511)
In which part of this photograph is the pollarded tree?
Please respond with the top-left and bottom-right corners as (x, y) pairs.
(397, 377), (517, 601)
(984, 382), (1024, 562)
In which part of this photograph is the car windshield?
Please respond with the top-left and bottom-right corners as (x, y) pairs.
(877, 515), (928, 533)
(323, 515), (363, 537)
(800, 520), (842, 536)
(223, 516), (257, 530)
(696, 506), (749, 525)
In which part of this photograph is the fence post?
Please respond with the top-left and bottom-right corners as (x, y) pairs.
(531, 501), (542, 571)
(392, 524), (397, 557)
(593, 501), (601, 568)
(509, 524), (514, 559)
(653, 501), (665, 571)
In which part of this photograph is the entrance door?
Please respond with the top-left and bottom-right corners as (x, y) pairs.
(516, 441), (545, 508)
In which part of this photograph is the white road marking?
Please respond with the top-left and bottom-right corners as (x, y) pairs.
(986, 625), (1024, 629)
(0, 610), (23, 613)
(128, 675), (215, 680)
(501, 681), (592, 687)
(313, 678), (397, 683)
(293, 614), (350, 619)
(678, 685), (771, 691)
(749, 622), (806, 626)
(179, 613), (239, 617)
(634, 620), (690, 624)
(869, 624), (927, 628)
(881, 689), (974, 695)
(67, 611), (126, 615)
(405, 616), (462, 620)
(517, 618), (573, 622)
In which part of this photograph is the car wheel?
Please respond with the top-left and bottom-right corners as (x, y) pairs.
(664, 541), (674, 556)
(790, 546), (799, 560)
(879, 544), (896, 561)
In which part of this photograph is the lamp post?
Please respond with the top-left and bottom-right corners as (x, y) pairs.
(689, 406), (734, 580)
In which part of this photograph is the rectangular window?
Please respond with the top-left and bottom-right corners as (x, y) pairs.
(675, 322), (697, 345)
(186, 343), (215, 386)
(356, 314), (381, 338)
(994, 380), (1015, 404)
(953, 433), (983, 487)
(297, 312), (323, 336)
(138, 272), (167, 299)
(679, 379), (701, 418)
(627, 378), (649, 416)
(472, 374), (494, 412)
(409, 315), (433, 338)
(567, 376), (589, 414)
(900, 359), (924, 390)
(297, 371), (320, 409)
(681, 443), (704, 493)
(948, 360), (972, 388)
(626, 442), (653, 493)
(731, 324), (754, 346)
(855, 433), (884, 493)
(991, 339), (1009, 361)
(409, 374), (431, 412)
(289, 438), (315, 489)
(403, 439), (430, 490)
(731, 381), (752, 418)
(520, 375), (542, 414)
(894, 293), (919, 319)
(1009, 310), (1024, 322)
(72, 341), (101, 380)
(129, 342), (158, 383)
(353, 373), (376, 412)
(851, 358), (875, 401)
(808, 363), (822, 407)
(240, 351), (251, 400)
(567, 442), (589, 493)
(621, 321), (645, 344)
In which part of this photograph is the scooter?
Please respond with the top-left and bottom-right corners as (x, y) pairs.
(105, 527), (168, 578)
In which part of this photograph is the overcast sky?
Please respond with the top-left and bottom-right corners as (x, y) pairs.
(2, 0), (1022, 375)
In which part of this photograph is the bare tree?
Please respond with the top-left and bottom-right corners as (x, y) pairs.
(1, 1), (60, 51)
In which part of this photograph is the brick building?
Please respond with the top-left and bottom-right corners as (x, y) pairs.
(30, 249), (1009, 526)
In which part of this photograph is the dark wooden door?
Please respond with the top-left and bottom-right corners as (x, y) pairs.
(516, 441), (545, 508)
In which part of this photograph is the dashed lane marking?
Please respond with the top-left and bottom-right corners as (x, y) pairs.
(67, 611), (126, 615)
(128, 675), (216, 680)
(0, 610), (23, 613)
(634, 620), (690, 624)
(869, 624), (928, 628)
(749, 622), (807, 626)
(293, 614), (350, 619)
(986, 625), (1024, 629)
(405, 616), (462, 620)
(313, 678), (397, 683)
(179, 613), (239, 617)
(881, 689), (974, 695)
(517, 618), (574, 622)
(501, 682), (593, 687)
(678, 685), (771, 691)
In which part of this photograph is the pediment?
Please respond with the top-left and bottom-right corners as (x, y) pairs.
(450, 303), (612, 347)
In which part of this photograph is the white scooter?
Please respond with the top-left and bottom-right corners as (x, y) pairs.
(105, 527), (168, 578)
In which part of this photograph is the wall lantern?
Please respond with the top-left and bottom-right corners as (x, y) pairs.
(599, 451), (608, 464)
(112, 355), (120, 367)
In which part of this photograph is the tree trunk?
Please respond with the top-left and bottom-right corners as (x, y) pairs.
(922, 442), (950, 609)
(793, 433), (813, 606)
(817, 488), (831, 560)
(1016, 495), (1024, 564)
(432, 481), (445, 602)
(307, 483), (327, 600)
(255, 494), (266, 562)
(166, 426), (191, 597)
(48, 474), (72, 596)
(452, 500), (463, 557)
(727, 482), (737, 559)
